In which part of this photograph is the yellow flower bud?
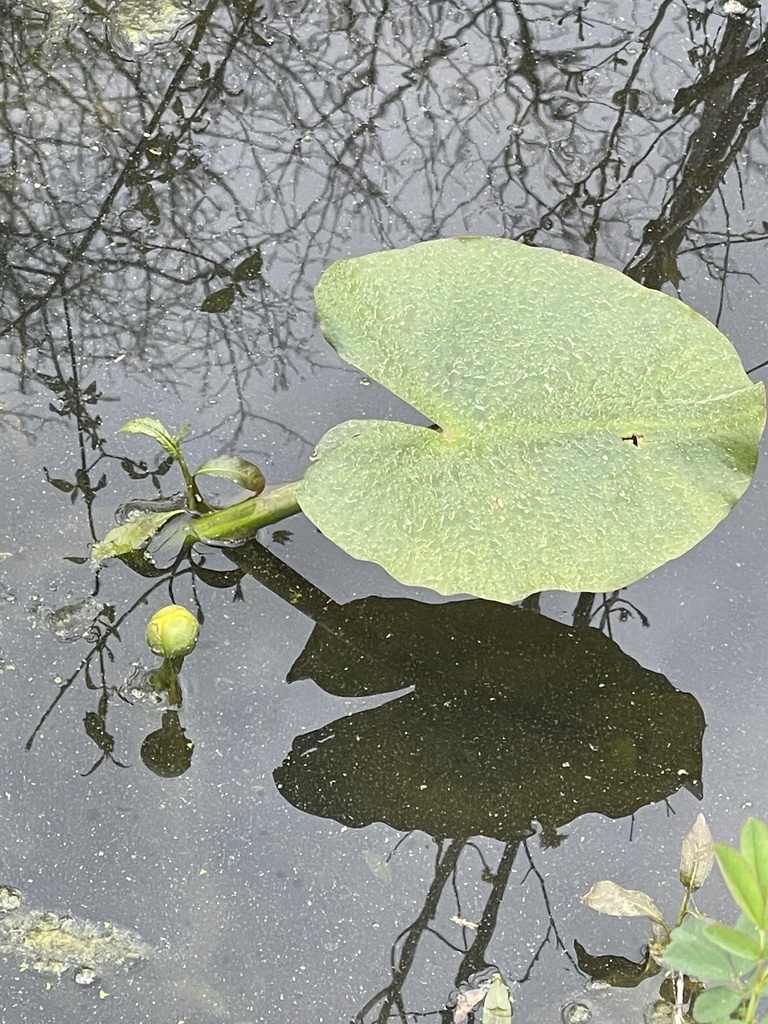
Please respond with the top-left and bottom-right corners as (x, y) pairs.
(146, 605), (200, 659)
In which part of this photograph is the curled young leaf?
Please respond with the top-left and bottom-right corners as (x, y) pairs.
(483, 974), (513, 1024)
(582, 880), (667, 927)
(680, 813), (715, 892)
(120, 418), (182, 458)
(194, 455), (266, 495)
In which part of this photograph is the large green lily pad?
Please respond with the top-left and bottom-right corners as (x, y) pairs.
(300, 237), (765, 602)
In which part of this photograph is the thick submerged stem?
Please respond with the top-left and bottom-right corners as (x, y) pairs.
(188, 480), (302, 545)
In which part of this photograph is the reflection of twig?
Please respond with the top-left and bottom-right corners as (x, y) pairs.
(25, 570), (187, 750)
(571, 591), (649, 637)
(455, 842), (520, 986)
(517, 840), (579, 981)
(355, 839), (466, 1024)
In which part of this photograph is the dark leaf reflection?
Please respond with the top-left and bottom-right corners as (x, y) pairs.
(276, 597), (704, 843)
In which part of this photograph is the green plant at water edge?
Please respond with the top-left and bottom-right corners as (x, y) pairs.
(95, 238), (766, 602)
(665, 818), (768, 1023)
(583, 815), (768, 1023)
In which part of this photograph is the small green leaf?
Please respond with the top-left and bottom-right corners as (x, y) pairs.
(194, 455), (266, 494)
(740, 818), (768, 899)
(664, 916), (753, 983)
(120, 418), (180, 458)
(715, 843), (766, 929)
(692, 985), (744, 1023)
(92, 510), (184, 564)
(704, 922), (762, 962)
(582, 881), (667, 926)
(232, 250), (263, 281)
(201, 284), (236, 313)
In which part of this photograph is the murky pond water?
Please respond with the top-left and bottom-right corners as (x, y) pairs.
(2, 0), (768, 1021)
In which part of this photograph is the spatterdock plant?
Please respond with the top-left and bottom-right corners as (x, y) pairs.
(94, 238), (766, 603)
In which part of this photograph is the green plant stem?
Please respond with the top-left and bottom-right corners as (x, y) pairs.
(744, 957), (768, 1022)
(677, 888), (692, 927)
(189, 481), (302, 545)
(176, 451), (205, 514)
(149, 656), (184, 707)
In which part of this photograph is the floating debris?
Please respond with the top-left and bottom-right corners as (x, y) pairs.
(0, 889), (151, 978)
(446, 967), (514, 1024)
(0, 886), (22, 912)
(73, 966), (98, 986)
(107, 0), (193, 60)
(26, 595), (104, 643)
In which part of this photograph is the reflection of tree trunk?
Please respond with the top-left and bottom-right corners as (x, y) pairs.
(455, 841), (520, 985)
(571, 592), (595, 629)
(627, 19), (768, 289)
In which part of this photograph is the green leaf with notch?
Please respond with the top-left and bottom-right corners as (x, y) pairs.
(300, 238), (765, 602)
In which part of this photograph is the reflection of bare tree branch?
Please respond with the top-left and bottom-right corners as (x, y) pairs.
(454, 842), (520, 986)
(356, 839), (465, 1024)
(25, 570), (180, 750)
(626, 13), (768, 288)
(1, 0), (224, 339)
(571, 591), (650, 636)
(4, 0), (768, 491)
(517, 841), (579, 982)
